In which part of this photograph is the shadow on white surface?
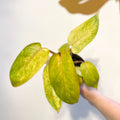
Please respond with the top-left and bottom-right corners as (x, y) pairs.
(68, 94), (105, 120)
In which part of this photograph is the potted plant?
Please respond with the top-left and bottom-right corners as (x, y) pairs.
(10, 14), (99, 112)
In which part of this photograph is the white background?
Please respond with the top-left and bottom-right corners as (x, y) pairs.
(0, 0), (120, 120)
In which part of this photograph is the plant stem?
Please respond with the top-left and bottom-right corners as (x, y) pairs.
(49, 50), (55, 54)
(73, 60), (84, 64)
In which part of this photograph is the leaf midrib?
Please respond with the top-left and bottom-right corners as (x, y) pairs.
(59, 53), (67, 98)
(17, 48), (42, 74)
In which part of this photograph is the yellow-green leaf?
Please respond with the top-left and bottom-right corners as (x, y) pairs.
(76, 67), (83, 85)
(43, 65), (62, 112)
(10, 42), (49, 87)
(76, 67), (82, 76)
(49, 51), (80, 104)
(78, 75), (83, 86)
(80, 61), (99, 88)
(68, 14), (99, 54)
(58, 43), (70, 53)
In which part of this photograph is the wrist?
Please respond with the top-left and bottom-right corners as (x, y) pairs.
(86, 90), (102, 105)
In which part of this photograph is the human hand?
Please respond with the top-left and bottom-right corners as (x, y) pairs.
(80, 83), (120, 120)
(80, 83), (100, 103)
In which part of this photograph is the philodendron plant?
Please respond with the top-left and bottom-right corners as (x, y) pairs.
(10, 14), (99, 112)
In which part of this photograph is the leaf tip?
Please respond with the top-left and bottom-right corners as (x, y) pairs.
(56, 108), (61, 113)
